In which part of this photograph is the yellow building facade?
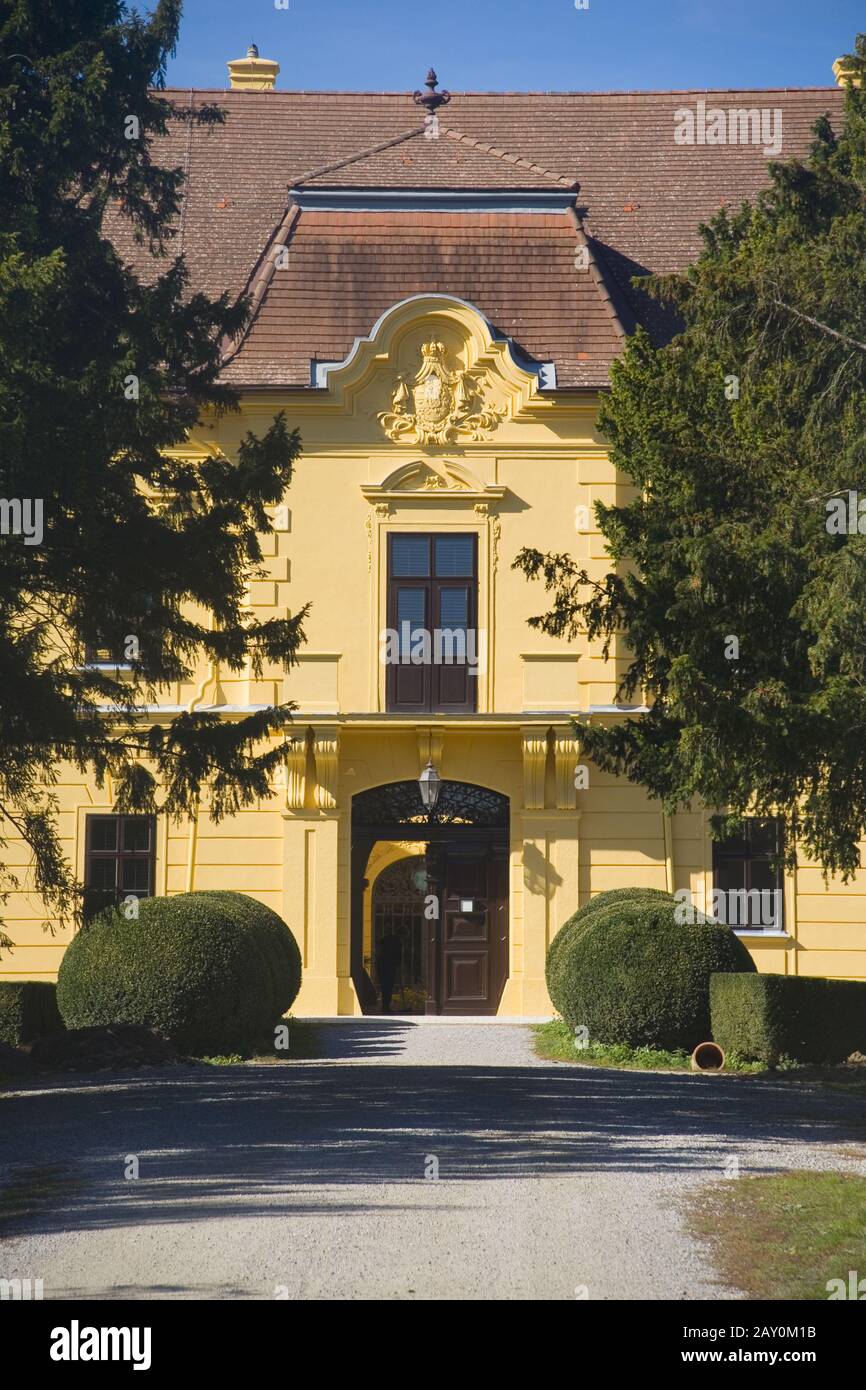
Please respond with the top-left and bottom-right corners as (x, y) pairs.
(2, 66), (864, 1009)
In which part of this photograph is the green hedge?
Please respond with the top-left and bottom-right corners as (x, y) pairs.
(195, 891), (302, 1018)
(0, 982), (64, 1047)
(710, 972), (866, 1066)
(553, 897), (755, 1050)
(57, 892), (302, 1054)
(547, 887), (675, 1014)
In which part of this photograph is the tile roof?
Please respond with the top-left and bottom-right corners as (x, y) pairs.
(220, 210), (621, 388)
(107, 86), (846, 389)
(292, 124), (579, 189)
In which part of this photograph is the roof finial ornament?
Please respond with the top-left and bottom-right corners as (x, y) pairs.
(248, 41), (259, 60)
(413, 68), (451, 114)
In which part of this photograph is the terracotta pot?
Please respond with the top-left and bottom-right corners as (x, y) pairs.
(690, 1040), (726, 1072)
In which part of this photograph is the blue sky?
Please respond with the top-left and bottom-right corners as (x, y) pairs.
(165, 0), (863, 92)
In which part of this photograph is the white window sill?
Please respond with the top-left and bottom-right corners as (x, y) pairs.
(733, 930), (791, 940)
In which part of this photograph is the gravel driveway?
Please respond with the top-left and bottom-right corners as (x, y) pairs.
(1, 1019), (864, 1300)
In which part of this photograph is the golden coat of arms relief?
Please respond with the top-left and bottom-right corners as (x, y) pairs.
(378, 338), (503, 444)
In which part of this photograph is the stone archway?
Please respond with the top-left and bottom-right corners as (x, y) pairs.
(351, 779), (509, 1015)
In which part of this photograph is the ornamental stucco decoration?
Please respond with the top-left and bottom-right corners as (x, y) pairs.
(378, 338), (503, 445)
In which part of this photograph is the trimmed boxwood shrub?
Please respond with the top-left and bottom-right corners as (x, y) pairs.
(0, 982), (64, 1047)
(56, 892), (302, 1054)
(554, 897), (755, 1050)
(195, 891), (301, 1019)
(710, 972), (866, 1066)
(547, 887), (675, 1013)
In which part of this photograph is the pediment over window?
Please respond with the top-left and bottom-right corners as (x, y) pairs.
(361, 459), (506, 505)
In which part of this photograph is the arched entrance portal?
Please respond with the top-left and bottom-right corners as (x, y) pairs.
(351, 780), (509, 1016)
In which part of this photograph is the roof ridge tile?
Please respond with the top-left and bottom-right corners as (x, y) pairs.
(441, 124), (577, 188)
(290, 126), (425, 187)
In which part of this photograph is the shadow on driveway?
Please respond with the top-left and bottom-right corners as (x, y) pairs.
(292, 1019), (418, 1060)
(2, 1060), (865, 1240)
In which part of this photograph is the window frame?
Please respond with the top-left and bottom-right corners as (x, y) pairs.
(711, 817), (785, 933)
(81, 642), (133, 669)
(386, 532), (478, 715)
(84, 813), (157, 919)
(80, 593), (161, 668)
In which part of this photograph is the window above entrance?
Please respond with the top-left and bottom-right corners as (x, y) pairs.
(386, 532), (478, 715)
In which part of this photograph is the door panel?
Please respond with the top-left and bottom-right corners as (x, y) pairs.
(439, 840), (508, 1014)
(445, 951), (488, 1005)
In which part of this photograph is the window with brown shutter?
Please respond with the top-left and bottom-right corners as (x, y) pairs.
(386, 534), (478, 714)
(712, 818), (784, 931)
(84, 815), (156, 920)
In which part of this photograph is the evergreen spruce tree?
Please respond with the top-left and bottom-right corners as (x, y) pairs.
(0, 1), (307, 937)
(516, 36), (866, 878)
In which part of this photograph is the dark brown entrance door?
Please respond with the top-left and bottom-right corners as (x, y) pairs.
(351, 780), (510, 1017)
(436, 839), (508, 1015)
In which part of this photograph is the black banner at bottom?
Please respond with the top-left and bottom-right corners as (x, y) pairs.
(8, 1295), (863, 1376)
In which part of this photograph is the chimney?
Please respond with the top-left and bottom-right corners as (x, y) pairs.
(833, 56), (861, 88)
(227, 42), (279, 91)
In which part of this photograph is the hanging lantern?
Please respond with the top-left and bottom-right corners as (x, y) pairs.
(418, 759), (442, 814)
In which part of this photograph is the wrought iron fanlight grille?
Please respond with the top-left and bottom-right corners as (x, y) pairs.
(352, 780), (509, 828)
(373, 856), (428, 899)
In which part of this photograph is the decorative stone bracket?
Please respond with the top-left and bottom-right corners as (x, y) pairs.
(521, 725), (580, 811)
(311, 728), (340, 810)
(554, 729), (579, 811)
(284, 733), (308, 810)
(282, 726), (340, 811)
(521, 728), (548, 811)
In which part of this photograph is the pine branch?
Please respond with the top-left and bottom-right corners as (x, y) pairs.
(770, 298), (866, 354)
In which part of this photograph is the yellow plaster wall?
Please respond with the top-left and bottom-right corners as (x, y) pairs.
(2, 295), (865, 1002)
